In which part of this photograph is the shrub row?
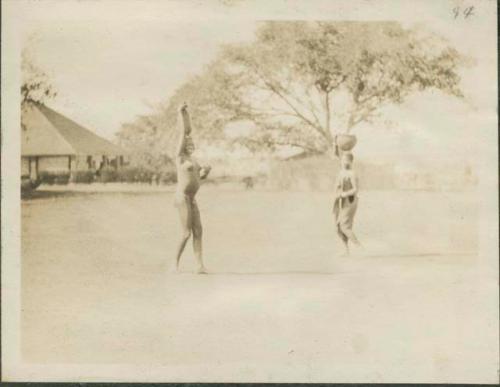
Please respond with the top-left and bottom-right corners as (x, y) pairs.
(103, 166), (177, 184)
(36, 166), (177, 185)
(73, 170), (95, 184)
(38, 171), (70, 185)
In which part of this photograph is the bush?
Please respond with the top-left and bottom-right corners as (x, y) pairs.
(38, 171), (55, 185)
(54, 174), (70, 185)
(98, 166), (119, 183)
(21, 175), (41, 192)
(116, 165), (176, 184)
(38, 171), (70, 185)
(73, 170), (95, 184)
(159, 168), (177, 185)
(242, 176), (255, 189)
(116, 166), (137, 183)
(117, 166), (152, 183)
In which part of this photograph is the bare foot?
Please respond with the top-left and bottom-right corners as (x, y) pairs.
(168, 264), (179, 274)
(339, 250), (350, 258)
(351, 244), (366, 258)
(197, 266), (208, 274)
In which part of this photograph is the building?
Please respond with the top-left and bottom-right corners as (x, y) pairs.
(21, 103), (125, 182)
(394, 161), (478, 191)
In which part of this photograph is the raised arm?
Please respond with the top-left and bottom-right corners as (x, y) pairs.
(176, 103), (192, 158)
(333, 135), (341, 160)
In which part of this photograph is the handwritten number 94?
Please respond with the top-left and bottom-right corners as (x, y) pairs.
(453, 6), (475, 19)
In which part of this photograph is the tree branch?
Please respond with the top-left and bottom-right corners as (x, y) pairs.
(304, 86), (323, 128)
(241, 136), (322, 155)
(250, 65), (331, 142)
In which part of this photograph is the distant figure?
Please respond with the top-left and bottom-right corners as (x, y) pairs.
(172, 103), (211, 274)
(96, 161), (104, 177)
(333, 149), (362, 256)
(242, 176), (254, 190)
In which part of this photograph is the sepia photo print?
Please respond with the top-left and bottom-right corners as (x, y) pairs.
(1, 0), (498, 384)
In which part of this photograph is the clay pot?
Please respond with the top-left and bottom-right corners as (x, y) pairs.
(336, 134), (357, 151)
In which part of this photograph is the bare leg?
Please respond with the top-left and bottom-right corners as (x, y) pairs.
(173, 196), (192, 272)
(344, 199), (362, 248)
(340, 225), (363, 258)
(341, 226), (361, 247)
(191, 200), (207, 274)
(337, 225), (349, 256)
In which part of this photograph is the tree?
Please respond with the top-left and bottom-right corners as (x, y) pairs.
(118, 21), (465, 160)
(116, 66), (241, 163)
(115, 111), (174, 171)
(21, 43), (57, 105)
(213, 21), (465, 154)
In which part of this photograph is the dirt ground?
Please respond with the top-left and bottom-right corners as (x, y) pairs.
(20, 188), (498, 383)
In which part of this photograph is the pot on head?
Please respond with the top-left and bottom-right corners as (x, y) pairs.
(336, 134), (357, 151)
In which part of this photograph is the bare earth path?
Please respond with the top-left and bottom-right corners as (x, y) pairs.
(21, 188), (498, 383)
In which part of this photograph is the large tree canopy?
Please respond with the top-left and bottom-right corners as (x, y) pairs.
(21, 45), (57, 105)
(118, 21), (465, 160)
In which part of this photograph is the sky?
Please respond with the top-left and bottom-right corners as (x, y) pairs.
(13, 0), (498, 165)
(24, 6), (258, 139)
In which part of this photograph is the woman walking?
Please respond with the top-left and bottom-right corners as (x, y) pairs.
(333, 145), (362, 256)
(172, 103), (211, 273)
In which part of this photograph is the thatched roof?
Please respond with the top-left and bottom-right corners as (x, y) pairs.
(21, 103), (124, 157)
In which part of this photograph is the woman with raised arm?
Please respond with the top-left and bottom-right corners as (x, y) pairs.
(333, 137), (362, 256)
(172, 103), (211, 274)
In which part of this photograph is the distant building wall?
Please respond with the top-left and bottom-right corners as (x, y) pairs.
(263, 155), (476, 191)
(21, 154), (124, 182)
(72, 155), (99, 172)
(38, 156), (70, 173)
(21, 158), (30, 176)
(210, 157), (270, 178)
(394, 165), (478, 191)
(266, 156), (396, 191)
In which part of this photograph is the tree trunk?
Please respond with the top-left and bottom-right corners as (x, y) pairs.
(325, 92), (331, 133)
(324, 92), (334, 149)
